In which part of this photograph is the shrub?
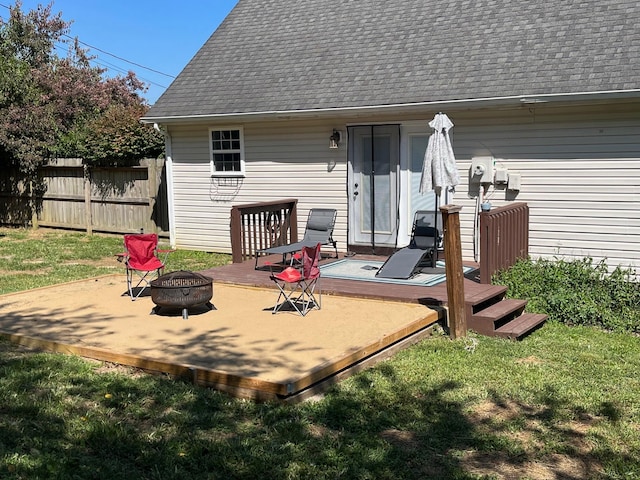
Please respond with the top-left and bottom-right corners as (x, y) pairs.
(493, 257), (640, 334)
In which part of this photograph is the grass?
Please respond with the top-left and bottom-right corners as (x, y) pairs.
(0, 227), (230, 295)
(1, 227), (639, 479)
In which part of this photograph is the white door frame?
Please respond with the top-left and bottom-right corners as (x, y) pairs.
(347, 121), (442, 249)
(347, 124), (400, 248)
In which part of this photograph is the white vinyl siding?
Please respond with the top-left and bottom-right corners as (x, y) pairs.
(168, 121), (347, 253)
(166, 100), (640, 274)
(450, 103), (640, 272)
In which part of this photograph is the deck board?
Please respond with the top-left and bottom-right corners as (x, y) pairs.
(206, 253), (482, 307)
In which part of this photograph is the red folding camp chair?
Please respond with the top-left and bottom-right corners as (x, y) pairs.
(269, 243), (321, 315)
(122, 233), (167, 300)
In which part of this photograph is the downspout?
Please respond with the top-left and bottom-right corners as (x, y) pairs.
(155, 123), (176, 249)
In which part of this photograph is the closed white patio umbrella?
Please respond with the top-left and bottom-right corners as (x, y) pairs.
(418, 113), (461, 273)
(419, 112), (460, 198)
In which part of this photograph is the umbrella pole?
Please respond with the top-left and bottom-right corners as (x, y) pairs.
(433, 191), (439, 268)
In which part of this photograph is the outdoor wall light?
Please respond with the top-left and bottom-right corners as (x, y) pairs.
(329, 129), (342, 149)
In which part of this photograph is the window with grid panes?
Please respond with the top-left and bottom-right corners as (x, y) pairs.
(209, 127), (245, 176)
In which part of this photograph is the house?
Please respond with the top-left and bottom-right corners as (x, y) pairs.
(142, 0), (640, 272)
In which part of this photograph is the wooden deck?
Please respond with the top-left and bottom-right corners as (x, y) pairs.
(203, 253), (483, 309)
(203, 254), (546, 342)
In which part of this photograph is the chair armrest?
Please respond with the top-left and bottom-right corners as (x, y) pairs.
(157, 248), (175, 264)
(115, 252), (127, 263)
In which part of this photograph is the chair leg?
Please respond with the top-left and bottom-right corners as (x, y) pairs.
(300, 278), (321, 314)
(270, 269), (321, 316)
(127, 269), (135, 299)
(127, 268), (159, 301)
(272, 281), (305, 315)
(298, 281), (320, 315)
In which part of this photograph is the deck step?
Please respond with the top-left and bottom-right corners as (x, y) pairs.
(464, 285), (508, 323)
(494, 313), (548, 340)
(473, 298), (527, 323)
(468, 298), (527, 336)
(466, 284), (508, 308)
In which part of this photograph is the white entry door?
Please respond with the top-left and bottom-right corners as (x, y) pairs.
(348, 125), (400, 247)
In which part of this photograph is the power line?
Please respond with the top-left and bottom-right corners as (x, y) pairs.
(51, 41), (169, 89)
(0, 2), (176, 80)
(91, 58), (169, 89)
(64, 35), (175, 79)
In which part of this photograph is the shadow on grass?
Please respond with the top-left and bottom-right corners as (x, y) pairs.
(0, 341), (637, 480)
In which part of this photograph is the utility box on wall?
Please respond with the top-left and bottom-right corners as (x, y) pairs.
(508, 173), (521, 191)
(471, 157), (494, 184)
(494, 168), (509, 184)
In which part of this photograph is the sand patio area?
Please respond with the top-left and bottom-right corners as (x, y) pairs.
(0, 274), (438, 400)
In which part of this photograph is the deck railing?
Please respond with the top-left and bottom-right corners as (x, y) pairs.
(479, 202), (529, 284)
(230, 199), (299, 263)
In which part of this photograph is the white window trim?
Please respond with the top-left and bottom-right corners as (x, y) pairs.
(209, 126), (246, 177)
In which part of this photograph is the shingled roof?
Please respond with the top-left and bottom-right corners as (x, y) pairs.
(145, 0), (640, 120)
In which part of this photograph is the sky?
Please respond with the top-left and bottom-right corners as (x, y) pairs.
(0, 1), (239, 104)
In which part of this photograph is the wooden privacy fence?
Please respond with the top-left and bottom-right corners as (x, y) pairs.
(230, 199), (299, 263)
(479, 202), (529, 284)
(0, 158), (169, 236)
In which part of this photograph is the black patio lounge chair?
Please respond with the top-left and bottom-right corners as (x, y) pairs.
(375, 210), (442, 280)
(255, 208), (338, 269)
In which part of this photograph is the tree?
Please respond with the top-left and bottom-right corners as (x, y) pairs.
(0, 1), (67, 175)
(82, 103), (164, 165)
(0, 1), (164, 176)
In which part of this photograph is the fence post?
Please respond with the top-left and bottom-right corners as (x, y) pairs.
(30, 181), (39, 229)
(230, 206), (243, 263)
(440, 204), (467, 339)
(147, 159), (158, 233)
(83, 164), (93, 234)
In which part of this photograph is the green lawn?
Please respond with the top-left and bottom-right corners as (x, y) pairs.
(0, 227), (229, 295)
(0, 227), (639, 479)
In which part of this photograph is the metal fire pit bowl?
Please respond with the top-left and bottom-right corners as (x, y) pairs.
(150, 270), (213, 319)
